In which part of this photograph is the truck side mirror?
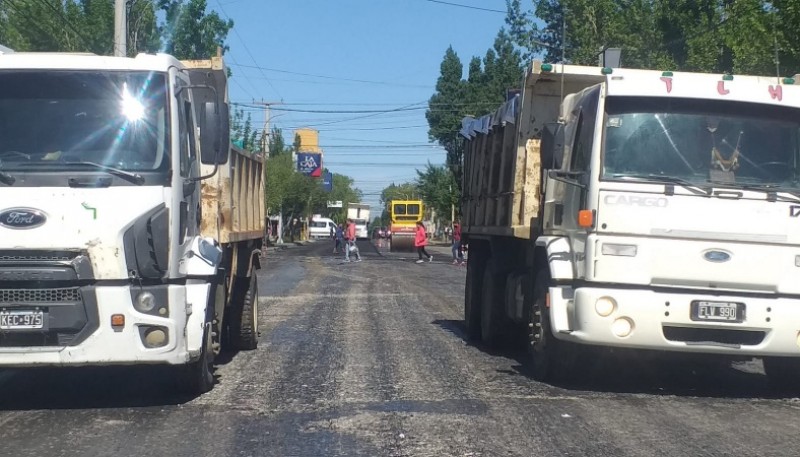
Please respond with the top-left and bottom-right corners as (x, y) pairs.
(200, 101), (230, 165)
(541, 122), (565, 169)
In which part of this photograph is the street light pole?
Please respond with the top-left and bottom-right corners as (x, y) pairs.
(113, 0), (126, 57)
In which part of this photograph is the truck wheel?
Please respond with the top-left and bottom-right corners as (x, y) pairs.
(528, 269), (573, 382)
(763, 357), (800, 392)
(464, 248), (484, 341)
(183, 325), (215, 395)
(480, 263), (506, 348)
(231, 274), (259, 351)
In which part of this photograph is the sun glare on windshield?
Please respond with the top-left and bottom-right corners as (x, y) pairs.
(121, 82), (145, 121)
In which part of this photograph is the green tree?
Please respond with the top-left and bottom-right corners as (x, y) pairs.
(416, 164), (459, 223)
(267, 126), (287, 157)
(427, 47), (466, 187)
(159, 0), (233, 59)
(506, 0), (798, 76)
(230, 107), (261, 151)
(324, 174), (362, 222)
(427, 32), (522, 189)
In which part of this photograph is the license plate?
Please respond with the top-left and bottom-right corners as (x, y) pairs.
(690, 301), (744, 323)
(0, 310), (45, 330)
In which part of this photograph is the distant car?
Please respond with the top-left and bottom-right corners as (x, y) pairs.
(372, 227), (381, 239)
(383, 228), (391, 239)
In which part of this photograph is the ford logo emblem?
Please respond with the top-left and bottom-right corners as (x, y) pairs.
(703, 250), (731, 263)
(0, 208), (47, 230)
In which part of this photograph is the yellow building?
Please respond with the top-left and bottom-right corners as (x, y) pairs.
(294, 128), (321, 153)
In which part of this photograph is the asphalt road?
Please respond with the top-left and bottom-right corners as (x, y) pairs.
(1, 239), (800, 456)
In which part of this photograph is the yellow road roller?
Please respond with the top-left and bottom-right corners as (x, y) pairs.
(389, 200), (423, 252)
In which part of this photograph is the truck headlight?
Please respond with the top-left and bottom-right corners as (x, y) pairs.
(595, 296), (617, 317)
(601, 243), (637, 257)
(135, 292), (156, 313)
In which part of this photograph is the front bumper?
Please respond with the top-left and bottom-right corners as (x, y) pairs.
(549, 286), (800, 356)
(0, 285), (192, 367)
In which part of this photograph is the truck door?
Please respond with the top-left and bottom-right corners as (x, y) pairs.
(177, 78), (201, 245)
(561, 86), (600, 279)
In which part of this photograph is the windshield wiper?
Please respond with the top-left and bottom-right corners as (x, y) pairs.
(610, 174), (711, 196)
(726, 183), (800, 203)
(0, 170), (15, 186)
(32, 162), (146, 185)
(69, 162), (144, 185)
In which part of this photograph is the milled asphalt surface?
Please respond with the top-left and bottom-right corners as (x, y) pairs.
(0, 238), (799, 456)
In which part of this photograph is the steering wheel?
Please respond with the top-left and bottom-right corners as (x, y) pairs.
(757, 161), (791, 176)
(0, 150), (31, 161)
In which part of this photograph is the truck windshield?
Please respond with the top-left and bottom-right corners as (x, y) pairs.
(602, 97), (800, 189)
(0, 71), (168, 172)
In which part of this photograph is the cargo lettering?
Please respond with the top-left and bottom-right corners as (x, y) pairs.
(769, 85), (783, 101)
(717, 81), (730, 96)
(604, 195), (668, 207)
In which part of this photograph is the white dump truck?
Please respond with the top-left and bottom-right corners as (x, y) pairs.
(0, 50), (264, 394)
(461, 60), (800, 386)
(347, 203), (370, 239)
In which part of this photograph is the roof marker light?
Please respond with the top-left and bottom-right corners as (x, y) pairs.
(541, 63), (553, 72)
(661, 71), (673, 77)
(722, 74), (734, 81)
(783, 77), (795, 85)
(601, 67), (613, 75)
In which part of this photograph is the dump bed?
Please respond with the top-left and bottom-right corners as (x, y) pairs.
(199, 145), (265, 244)
(182, 53), (265, 245)
(460, 61), (605, 239)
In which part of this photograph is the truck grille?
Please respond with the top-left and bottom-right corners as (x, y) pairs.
(0, 250), (82, 264)
(663, 326), (765, 346)
(0, 288), (82, 304)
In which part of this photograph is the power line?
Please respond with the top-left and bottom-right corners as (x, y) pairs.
(313, 145), (442, 149)
(421, 0), (506, 14)
(3, 0), (56, 42)
(6, 0), (95, 51)
(323, 137), (436, 144)
(312, 125), (430, 132)
(229, 63), (433, 88)
(214, 0), (282, 99)
(35, 0), (97, 51)
(266, 106), (427, 114)
(232, 100), (502, 107)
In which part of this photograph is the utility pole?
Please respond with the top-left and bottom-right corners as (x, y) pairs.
(114, 0), (126, 57)
(252, 100), (283, 154)
(253, 100), (283, 244)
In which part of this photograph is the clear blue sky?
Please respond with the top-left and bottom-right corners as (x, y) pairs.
(214, 0), (510, 211)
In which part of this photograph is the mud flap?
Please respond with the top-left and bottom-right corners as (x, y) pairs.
(185, 281), (211, 359)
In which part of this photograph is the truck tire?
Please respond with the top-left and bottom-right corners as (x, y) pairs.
(480, 263), (506, 348)
(230, 273), (259, 351)
(183, 325), (215, 395)
(763, 357), (800, 392)
(528, 269), (575, 382)
(464, 247), (485, 341)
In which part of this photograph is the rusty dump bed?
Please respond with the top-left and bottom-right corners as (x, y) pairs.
(461, 61), (606, 239)
(182, 54), (265, 245)
(200, 146), (265, 244)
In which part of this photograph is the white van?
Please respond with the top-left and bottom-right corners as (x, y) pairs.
(309, 218), (337, 239)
